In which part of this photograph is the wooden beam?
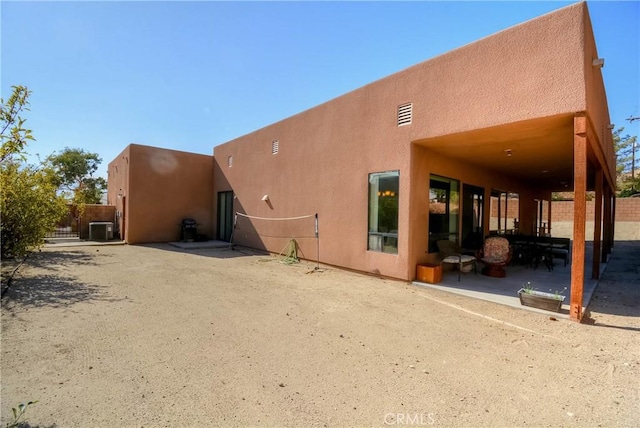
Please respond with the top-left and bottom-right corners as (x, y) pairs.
(571, 116), (587, 321)
(592, 169), (603, 279)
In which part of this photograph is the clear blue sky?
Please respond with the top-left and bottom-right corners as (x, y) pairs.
(2, 1), (639, 179)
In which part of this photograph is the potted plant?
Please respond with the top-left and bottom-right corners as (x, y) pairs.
(518, 282), (566, 312)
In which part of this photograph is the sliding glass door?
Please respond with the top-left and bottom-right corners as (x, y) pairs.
(462, 184), (484, 250)
(428, 175), (459, 253)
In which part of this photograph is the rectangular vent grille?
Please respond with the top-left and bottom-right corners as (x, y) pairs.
(227, 155), (233, 167)
(397, 103), (413, 126)
(272, 140), (279, 155)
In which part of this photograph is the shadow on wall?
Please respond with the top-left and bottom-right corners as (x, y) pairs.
(211, 163), (302, 258)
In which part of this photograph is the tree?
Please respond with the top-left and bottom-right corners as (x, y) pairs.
(1, 161), (67, 258)
(0, 86), (34, 164)
(613, 126), (639, 196)
(1, 86), (67, 258)
(46, 147), (107, 205)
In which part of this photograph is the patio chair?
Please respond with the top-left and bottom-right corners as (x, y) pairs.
(437, 240), (477, 281)
(477, 236), (512, 278)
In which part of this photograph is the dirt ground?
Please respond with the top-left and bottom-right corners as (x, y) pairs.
(1, 243), (639, 427)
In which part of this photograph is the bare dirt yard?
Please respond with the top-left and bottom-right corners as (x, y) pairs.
(2, 243), (639, 427)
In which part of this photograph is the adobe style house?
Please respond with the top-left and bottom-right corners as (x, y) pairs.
(108, 2), (616, 321)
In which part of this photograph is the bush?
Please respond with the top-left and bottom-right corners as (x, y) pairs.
(0, 161), (67, 258)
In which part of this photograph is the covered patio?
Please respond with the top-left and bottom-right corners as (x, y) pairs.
(413, 242), (600, 318)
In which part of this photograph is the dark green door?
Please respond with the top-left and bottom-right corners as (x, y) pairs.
(217, 191), (234, 242)
(462, 184), (484, 250)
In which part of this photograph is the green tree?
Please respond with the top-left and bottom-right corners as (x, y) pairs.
(1, 86), (67, 258)
(613, 126), (639, 196)
(0, 86), (34, 164)
(46, 147), (107, 205)
(1, 161), (67, 258)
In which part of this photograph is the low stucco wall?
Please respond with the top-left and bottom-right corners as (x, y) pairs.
(552, 198), (640, 222)
(551, 222), (639, 241)
(551, 199), (640, 241)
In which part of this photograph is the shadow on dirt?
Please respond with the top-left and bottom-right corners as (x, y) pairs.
(8, 423), (58, 428)
(25, 249), (106, 271)
(584, 240), (640, 329)
(2, 249), (121, 310)
(139, 243), (269, 260)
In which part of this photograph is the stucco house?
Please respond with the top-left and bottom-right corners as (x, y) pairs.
(108, 2), (616, 321)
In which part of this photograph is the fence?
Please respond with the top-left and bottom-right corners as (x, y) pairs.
(45, 206), (80, 238)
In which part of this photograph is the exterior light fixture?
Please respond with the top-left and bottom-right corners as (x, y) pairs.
(504, 149), (512, 157)
(262, 195), (269, 201)
(592, 58), (604, 68)
(608, 124), (615, 130)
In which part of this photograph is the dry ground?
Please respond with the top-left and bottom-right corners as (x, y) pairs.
(1, 243), (639, 427)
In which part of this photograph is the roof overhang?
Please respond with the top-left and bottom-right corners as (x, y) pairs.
(413, 114), (578, 191)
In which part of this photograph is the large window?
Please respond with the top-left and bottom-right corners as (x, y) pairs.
(368, 171), (399, 254)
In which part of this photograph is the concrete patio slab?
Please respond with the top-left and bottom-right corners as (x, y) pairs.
(413, 242), (600, 318)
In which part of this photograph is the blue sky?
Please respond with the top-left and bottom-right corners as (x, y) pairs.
(2, 1), (639, 179)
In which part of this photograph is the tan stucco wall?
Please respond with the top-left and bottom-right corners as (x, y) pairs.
(107, 145), (130, 240)
(108, 144), (214, 244)
(213, 2), (595, 280)
(583, 3), (616, 183)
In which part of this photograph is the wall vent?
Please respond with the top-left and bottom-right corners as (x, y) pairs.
(227, 155), (233, 167)
(272, 140), (279, 155)
(397, 103), (413, 126)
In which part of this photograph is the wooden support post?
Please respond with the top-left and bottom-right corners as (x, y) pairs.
(571, 116), (587, 321)
(602, 184), (612, 262)
(612, 197), (616, 247)
(592, 169), (603, 279)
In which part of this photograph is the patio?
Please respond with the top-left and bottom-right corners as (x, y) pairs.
(413, 242), (600, 318)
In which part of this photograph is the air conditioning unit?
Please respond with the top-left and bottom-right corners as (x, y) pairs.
(89, 222), (114, 241)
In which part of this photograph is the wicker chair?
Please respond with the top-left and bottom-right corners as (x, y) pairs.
(477, 236), (512, 278)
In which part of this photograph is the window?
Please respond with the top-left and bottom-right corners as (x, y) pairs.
(397, 103), (413, 126)
(227, 155), (233, 167)
(368, 171), (399, 254)
(272, 140), (279, 155)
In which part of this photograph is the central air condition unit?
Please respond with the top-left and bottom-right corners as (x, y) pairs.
(89, 222), (114, 241)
